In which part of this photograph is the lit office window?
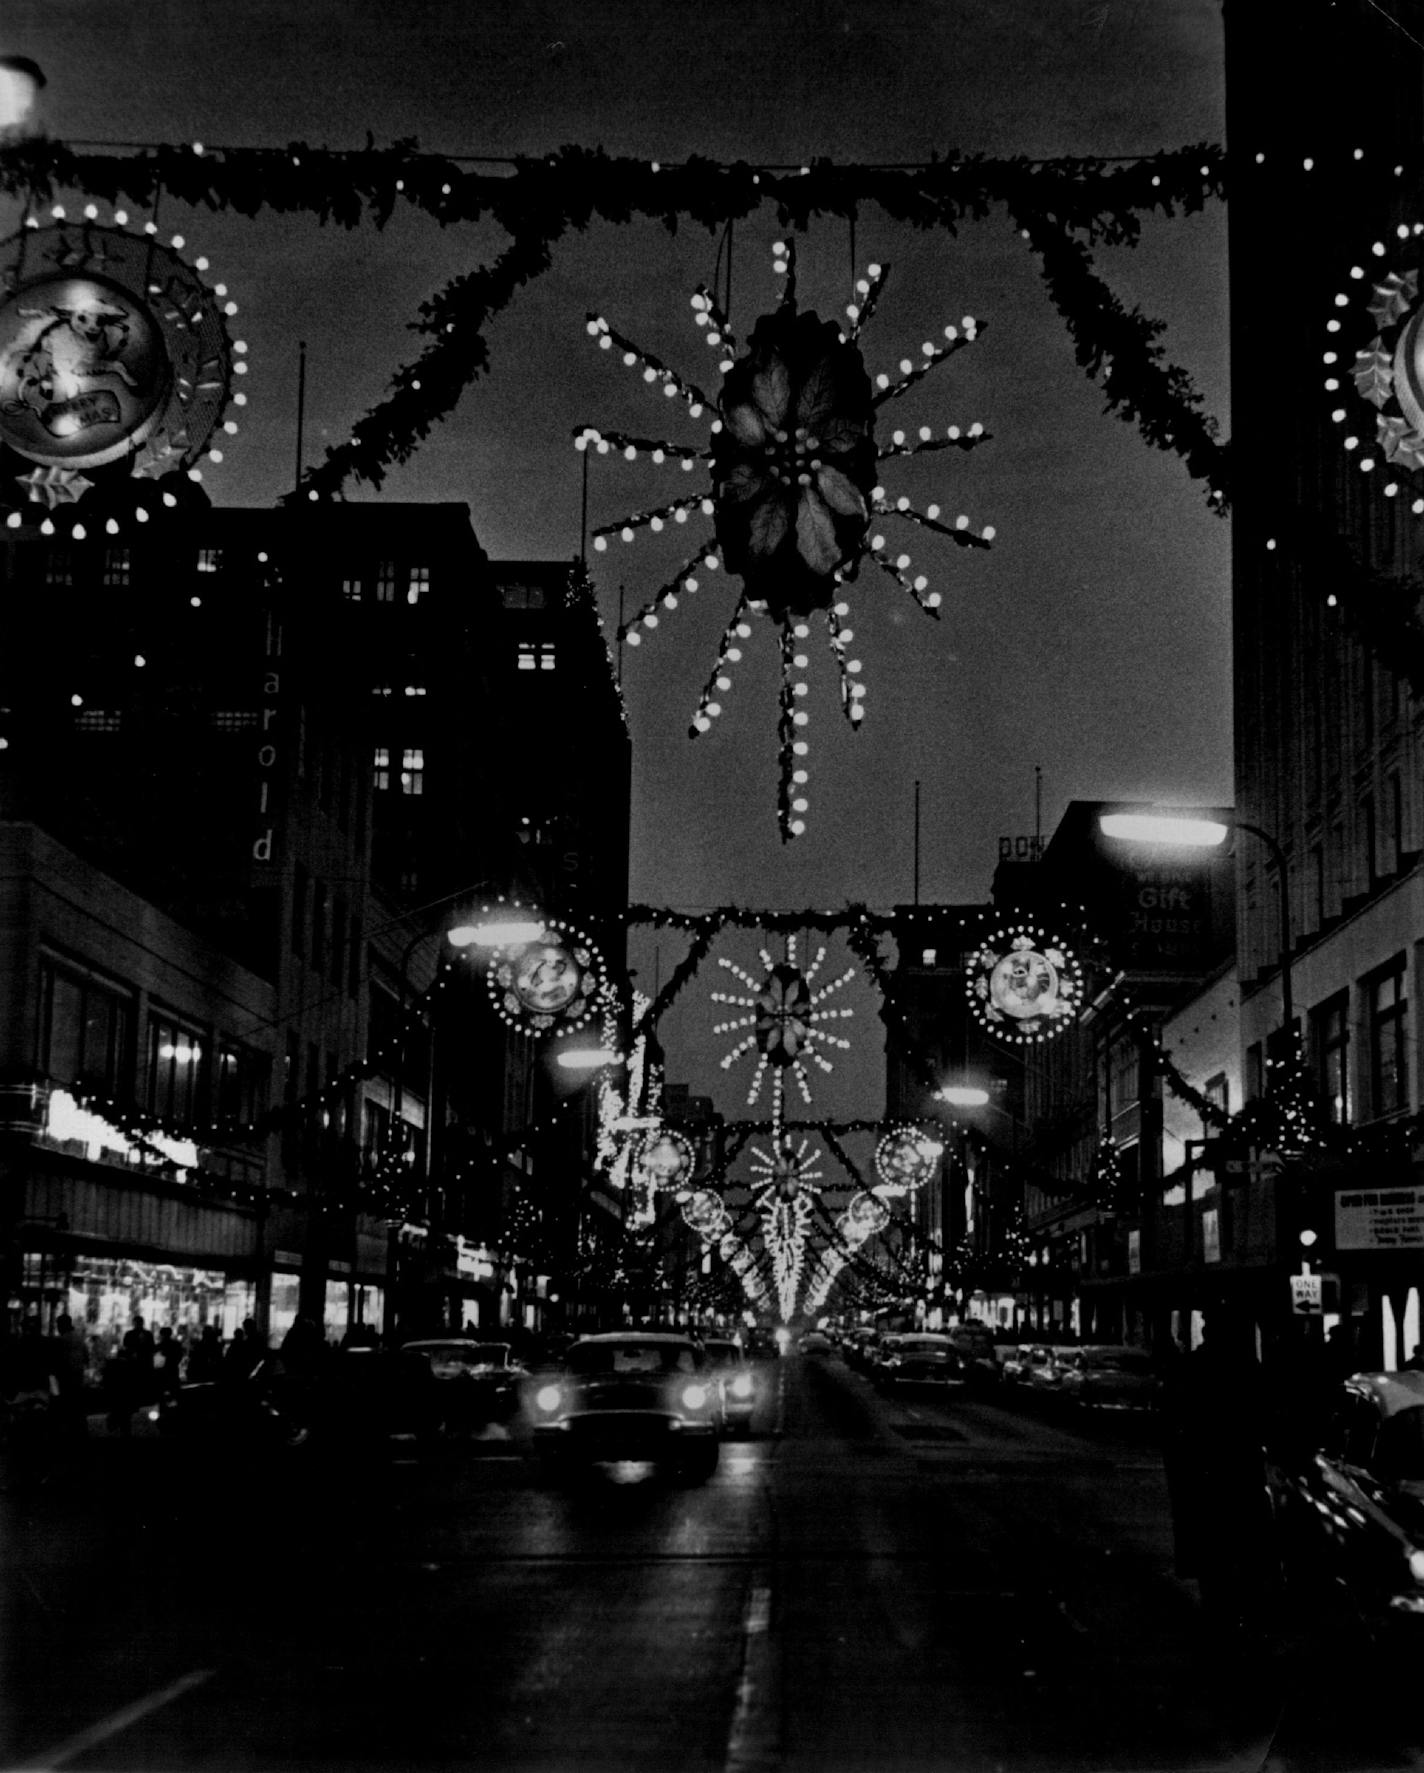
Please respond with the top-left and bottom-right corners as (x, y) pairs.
(102, 548), (131, 587)
(373, 746), (391, 792)
(196, 547), (221, 574)
(375, 561), (397, 603)
(407, 564), (431, 604)
(400, 747), (424, 795)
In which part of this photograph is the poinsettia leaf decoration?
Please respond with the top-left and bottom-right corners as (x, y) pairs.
(711, 306), (876, 620)
(1353, 344), (1395, 408)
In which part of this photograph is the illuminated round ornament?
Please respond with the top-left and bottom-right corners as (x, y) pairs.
(635, 1126), (695, 1193)
(1328, 232), (1424, 485)
(486, 916), (609, 1035)
(0, 217), (242, 530)
(967, 924), (1082, 1045)
(683, 1189), (730, 1237)
(839, 1191), (891, 1244)
(874, 1124), (944, 1194)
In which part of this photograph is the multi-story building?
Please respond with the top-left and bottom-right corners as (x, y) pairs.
(1224, 0), (1424, 1368)
(0, 508), (633, 1351)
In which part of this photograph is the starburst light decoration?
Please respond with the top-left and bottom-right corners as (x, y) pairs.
(1330, 223), (1424, 494)
(748, 1131), (824, 1201)
(967, 923), (1082, 1046)
(711, 934), (855, 1116)
(576, 236), (995, 839)
(634, 1126), (696, 1193)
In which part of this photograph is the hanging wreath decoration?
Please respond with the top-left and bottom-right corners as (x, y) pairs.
(838, 1190), (891, 1245)
(485, 915), (609, 1035)
(967, 922), (1082, 1045)
(578, 236), (994, 840)
(874, 1123), (944, 1194)
(634, 1126), (696, 1193)
(0, 213), (244, 533)
(1330, 223), (1424, 498)
(681, 1187), (730, 1237)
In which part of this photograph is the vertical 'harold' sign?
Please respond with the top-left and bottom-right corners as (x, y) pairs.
(1335, 1185), (1424, 1251)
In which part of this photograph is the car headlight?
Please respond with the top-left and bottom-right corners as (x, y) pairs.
(729, 1373), (754, 1399)
(1408, 1548), (1424, 1584)
(535, 1384), (563, 1414)
(681, 1384), (710, 1411)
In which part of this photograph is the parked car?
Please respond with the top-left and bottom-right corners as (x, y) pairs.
(798, 1330), (833, 1356)
(159, 1354), (310, 1447)
(1269, 1369), (1424, 1656)
(399, 1338), (529, 1425)
(701, 1337), (756, 1436)
(1056, 1345), (1160, 1411)
(530, 1332), (723, 1482)
(744, 1330), (781, 1363)
(841, 1328), (879, 1372)
(875, 1333), (963, 1391)
(951, 1326), (1006, 1391)
(1021, 1340), (1078, 1397)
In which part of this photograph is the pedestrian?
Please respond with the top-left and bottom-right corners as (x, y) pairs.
(122, 1315), (156, 1402)
(186, 1323), (224, 1384)
(50, 1313), (89, 1442)
(1161, 1313), (1275, 1645)
(155, 1326), (183, 1397)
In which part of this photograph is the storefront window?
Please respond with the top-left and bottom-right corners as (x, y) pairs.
(18, 1254), (254, 1374)
(148, 1014), (205, 1125)
(41, 962), (133, 1097)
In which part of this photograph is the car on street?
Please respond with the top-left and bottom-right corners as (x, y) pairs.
(1268, 1369), (1424, 1655)
(159, 1353), (310, 1447)
(874, 1333), (963, 1392)
(1055, 1344), (1160, 1411)
(798, 1329), (833, 1356)
(701, 1336), (757, 1436)
(1011, 1345), (1076, 1395)
(530, 1331), (723, 1482)
(399, 1338), (529, 1426)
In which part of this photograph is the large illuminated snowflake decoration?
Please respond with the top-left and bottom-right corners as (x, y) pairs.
(711, 935), (855, 1116)
(765, 1192), (814, 1322)
(576, 237), (995, 839)
(748, 1132), (824, 1201)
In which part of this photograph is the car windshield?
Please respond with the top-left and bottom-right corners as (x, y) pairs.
(702, 1341), (744, 1364)
(1378, 1406), (1424, 1480)
(1082, 1349), (1153, 1372)
(403, 1343), (493, 1371)
(900, 1338), (950, 1351)
(568, 1341), (703, 1376)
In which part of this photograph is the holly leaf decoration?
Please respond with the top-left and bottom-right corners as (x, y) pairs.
(1369, 270), (1419, 330)
(1378, 413), (1424, 471)
(1353, 344), (1395, 408)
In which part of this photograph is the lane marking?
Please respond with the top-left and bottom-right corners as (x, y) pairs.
(724, 1579), (779, 1772)
(10, 1668), (215, 1771)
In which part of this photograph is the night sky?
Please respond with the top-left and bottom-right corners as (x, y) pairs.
(4, 0), (1232, 1119)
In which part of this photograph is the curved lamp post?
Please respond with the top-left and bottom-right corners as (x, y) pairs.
(1098, 811), (1294, 1054)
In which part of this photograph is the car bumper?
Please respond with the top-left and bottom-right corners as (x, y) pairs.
(534, 1412), (719, 1459)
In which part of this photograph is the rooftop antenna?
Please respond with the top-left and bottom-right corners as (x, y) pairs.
(294, 340), (307, 496)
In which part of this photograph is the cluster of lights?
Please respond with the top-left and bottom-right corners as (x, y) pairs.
(0, 211), (246, 537)
(1327, 225), (1424, 513)
(764, 1190), (814, 1322)
(479, 912), (610, 1037)
(579, 244), (995, 839)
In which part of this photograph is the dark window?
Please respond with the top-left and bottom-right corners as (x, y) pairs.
(291, 863), (308, 957)
(1368, 960), (1408, 1118)
(311, 880), (327, 974)
(74, 710), (122, 732)
(1363, 795), (1378, 888)
(1392, 772), (1405, 865)
(102, 547), (131, 588)
(375, 561), (398, 603)
(348, 919), (362, 999)
(148, 1014), (205, 1125)
(211, 710), (258, 731)
(1246, 1042), (1264, 1102)
(331, 893), (347, 986)
(1312, 844), (1325, 929)
(1202, 1071), (1229, 1136)
(40, 964), (133, 1098)
(216, 1044), (266, 1126)
(44, 551), (73, 587)
(1312, 993), (1350, 1126)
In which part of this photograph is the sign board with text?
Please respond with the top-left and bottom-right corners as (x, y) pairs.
(1335, 1186), (1424, 1251)
(1290, 1272), (1322, 1315)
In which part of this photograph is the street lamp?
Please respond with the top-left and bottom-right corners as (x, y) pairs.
(0, 56), (45, 136)
(1098, 810), (1294, 1053)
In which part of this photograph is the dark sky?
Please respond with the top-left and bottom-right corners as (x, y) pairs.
(6, 0), (1231, 1119)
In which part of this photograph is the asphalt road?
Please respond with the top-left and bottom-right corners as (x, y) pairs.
(3, 1356), (1419, 1772)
